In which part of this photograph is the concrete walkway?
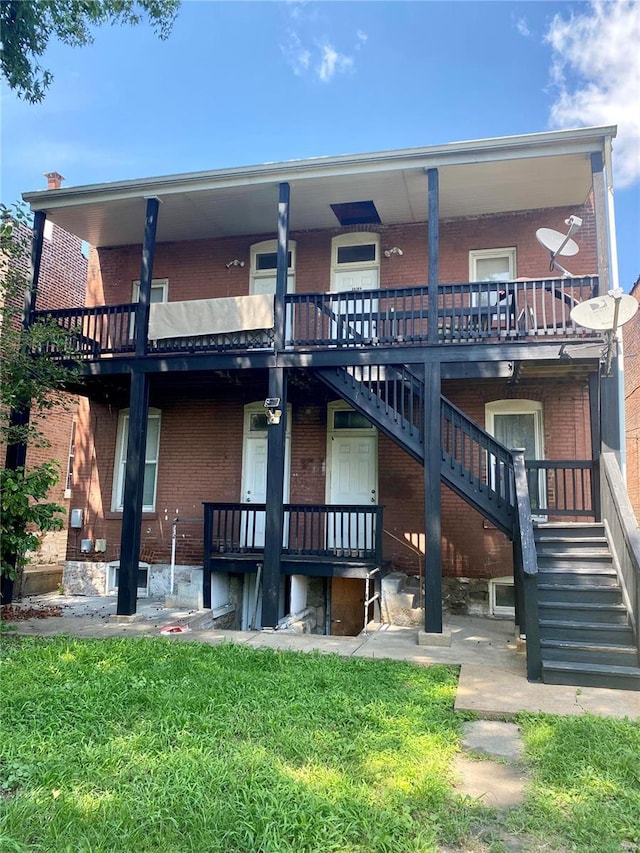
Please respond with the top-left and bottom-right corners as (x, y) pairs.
(4, 593), (639, 720)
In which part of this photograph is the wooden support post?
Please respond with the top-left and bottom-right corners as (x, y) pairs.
(427, 168), (439, 343)
(274, 182), (290, 352)
(116, 372), (150, 616)
(591, 152), (621, 459)
(135, 197), (160, 358)
(116, 197), (159, 616)
(262, 367), (288, 628)
(588, 372), (602, 520)
(423, 360), (442, 633)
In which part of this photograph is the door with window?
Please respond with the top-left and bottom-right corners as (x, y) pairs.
(131, 279), (168, 339)
(330, 234), (379, 343)
(250, 240), (296, 344)
(469, 249), (516, 330)
(240, 403), (291, 548)
(486, 400), (545, 514)
(327, 403), (378, 552)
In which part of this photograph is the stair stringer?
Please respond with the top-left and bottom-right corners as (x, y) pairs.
(315, 365), (515, 537)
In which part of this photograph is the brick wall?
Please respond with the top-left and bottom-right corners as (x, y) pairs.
(88, 201), (598, 306)
(2, 218), (87, 563)
(625, 279), (640, 518)
(67, 374), (592, 581)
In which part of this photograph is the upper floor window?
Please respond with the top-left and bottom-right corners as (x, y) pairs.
(250, 240), (296, 295)
(132, 278), (168, 304)
(469, 248), (516, 282)
(112, 408), (162, 512)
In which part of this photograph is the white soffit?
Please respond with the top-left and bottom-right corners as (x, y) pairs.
(24, 130), (605, 248)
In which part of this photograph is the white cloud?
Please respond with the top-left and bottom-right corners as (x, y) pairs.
(317, 42), (353, 83)
(545, 0), (640, 188)
(516, 17), (531, 38)
(279, 5), (365, 82)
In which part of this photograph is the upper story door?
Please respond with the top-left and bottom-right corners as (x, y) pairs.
(250, 240), (296, 343)
(330, 233), (380, 343)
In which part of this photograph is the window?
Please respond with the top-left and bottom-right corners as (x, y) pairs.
(112, 409), (161, 512)
(250, 240), (296, 293)
(469, 248), (516, 282)
(64, 419), (77, 498)
(332, 233), (379, 271)
(486, 400), (545, 514)
(107, 561), (150, 597)
(489, 576), (515, 617)
(132, 279), (168, 304)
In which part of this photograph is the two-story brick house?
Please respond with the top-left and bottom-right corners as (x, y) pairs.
(21, 127), (640, 687)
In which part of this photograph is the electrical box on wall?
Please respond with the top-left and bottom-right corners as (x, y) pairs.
(95, 539), (107, 553)
(70, 509), (83, 529)
(80, 539), (92, 553)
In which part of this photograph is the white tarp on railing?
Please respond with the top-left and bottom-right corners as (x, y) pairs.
(148, 294), (274, 340)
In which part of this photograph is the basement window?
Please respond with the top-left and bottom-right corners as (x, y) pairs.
(489, 576), (515, 618)
(107, 561), (150, 597)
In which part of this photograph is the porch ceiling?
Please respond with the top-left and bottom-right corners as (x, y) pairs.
(23, 127), (613, 249)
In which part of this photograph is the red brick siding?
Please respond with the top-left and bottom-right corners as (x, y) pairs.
(68, 377), (592, 581)
(88, 202), (598, 306)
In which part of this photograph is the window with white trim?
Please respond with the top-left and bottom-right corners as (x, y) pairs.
(469, 248), (516, 282)
(112, 408), (161, 512)
(486, 400), (545, 514)
(489, 576), (515, 617)
(132, 278), (169, 304)
(250, 240), (296, 294)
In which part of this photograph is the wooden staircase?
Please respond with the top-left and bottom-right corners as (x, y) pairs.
(535, 523), (640, 690)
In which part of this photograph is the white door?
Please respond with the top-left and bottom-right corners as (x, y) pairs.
(327, 405), (378, 551)
(250, 240), (296, 344)
(331, 234), (379, 343)
(241, 404), (291, 547)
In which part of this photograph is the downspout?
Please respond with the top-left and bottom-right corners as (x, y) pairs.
(604, 136), (627, 480)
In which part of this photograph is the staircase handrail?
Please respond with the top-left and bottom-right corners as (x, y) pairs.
(512, 449), (541, 680)
(600, 451), (640, 640)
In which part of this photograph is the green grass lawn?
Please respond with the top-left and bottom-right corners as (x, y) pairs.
(0, 636), (638, 853)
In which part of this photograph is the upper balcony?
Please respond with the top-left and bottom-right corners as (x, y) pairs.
(32, 275), (602, 361)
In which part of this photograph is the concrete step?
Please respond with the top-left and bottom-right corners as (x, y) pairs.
(542, 659), (640, 691)
(540, 638), (639, 667)
(538, 619), (635, 644)
(537, 583), (622, 605)
(21, 565), (63, 596)
(538, 601), (630, 624)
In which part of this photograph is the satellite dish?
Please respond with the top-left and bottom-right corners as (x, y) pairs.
(571, 289), (638, 377)
(570, 292), (638, 331)
(535, 214), (583, 277)
(536, 228), (579, 257)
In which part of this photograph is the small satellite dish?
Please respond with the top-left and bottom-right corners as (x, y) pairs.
(536, 228), (580, 257)
(570, 292), (638, 331)
(535, 214), (583, 277)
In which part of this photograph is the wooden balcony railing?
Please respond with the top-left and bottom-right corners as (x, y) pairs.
(31, 276), (599, 360)
(525, 460), (597, 519)
(203, 502), (384, 566)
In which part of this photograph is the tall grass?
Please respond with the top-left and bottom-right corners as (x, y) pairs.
(0, 637), (480, 853)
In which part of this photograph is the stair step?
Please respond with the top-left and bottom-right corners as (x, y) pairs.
(537, 558), (613, 573)
(535, 523), (605, 539)
(539, 619), (635, 644)
(538, 601), (629, 623)
(534, 536), (608, 547)
(538, 569), (619, 587)
(542, 660), (640, 691)
(537, 584), (622, 605)
(540, 639), (639, 667)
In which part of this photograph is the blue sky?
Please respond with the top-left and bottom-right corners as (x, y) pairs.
(2, 0), (638, 288)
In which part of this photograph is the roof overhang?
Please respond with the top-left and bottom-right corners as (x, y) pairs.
(22, 126), (616, 249)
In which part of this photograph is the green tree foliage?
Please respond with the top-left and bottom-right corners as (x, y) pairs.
(1, 204), (78, 581)
(1, 0), (180, 102)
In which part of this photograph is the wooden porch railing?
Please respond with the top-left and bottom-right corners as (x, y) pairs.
(30, 276), (599, 360)
(525, 460), (597, 519)
(203, 502), (384, 564)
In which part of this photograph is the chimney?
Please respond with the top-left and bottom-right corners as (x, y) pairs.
(44, 171), (65, 190)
